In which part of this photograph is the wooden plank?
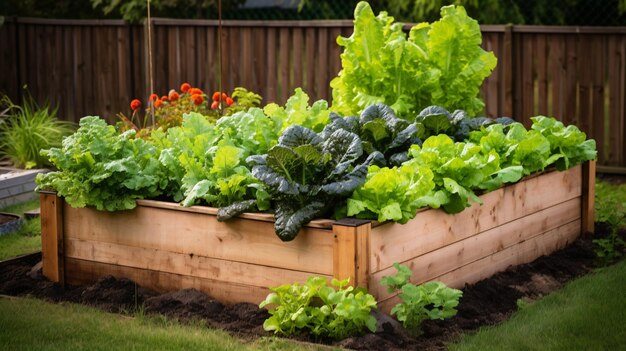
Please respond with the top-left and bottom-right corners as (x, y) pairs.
(63, 204), (335, 275)
(304, 27), (316, 96)
(65, 238), (331, 290)
(40, 193), (64, 284)
(253, 27), (267, 102)
(265, 27), (277, 103)
(316, 27), (329, 101)
(241, 27), (253, 89)
(332, 224), (357, 283)
(370, 198), (581, 301)
(536, 34), (548, 115)
(607, 35), (624, 165)
(226, 27), (240, 92)
(550, 34), (565, 119)
(278, 27), (290, 103)
(563, 34), (578, 126)
(332, 220), (371, 288)
(502, 25), (513, 117)
(135, 199), (334, 229)
(369, 166), (582, 273)
(377, 219), (581, 313)
(581, 160), (596, 234)
(291, 27), (303, 90)
(65, 258), (271, 305)
(577, 36), (593, 138)
(591, 37), (606, 163)
(521, 33), (534, 125)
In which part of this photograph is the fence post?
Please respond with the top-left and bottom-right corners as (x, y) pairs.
(332, 218), (371, 289)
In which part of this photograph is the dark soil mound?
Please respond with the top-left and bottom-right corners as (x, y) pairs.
(0, 226), (623, 351)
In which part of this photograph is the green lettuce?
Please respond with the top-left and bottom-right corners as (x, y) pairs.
(36, 116), (167, 211)
(331, 2), (496, 120)
(264, 88), (330, 133)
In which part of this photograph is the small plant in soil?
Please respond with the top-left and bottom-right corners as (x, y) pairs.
(381, 263), (462, 334)
(259, 276), (377, 340)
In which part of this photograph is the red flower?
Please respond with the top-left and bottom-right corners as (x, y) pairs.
(211, 100), (219, 109)
(130, 99), (141, 111)
(191, 94), (204, 105)
(190, 88), (204, 96)
(225, 97), (234, 107)
(160, 95), (168, 101)
(212, 92), (222, 102)
(149, 93), (159, 102)
(180, 83), (191, 93)
(154, 99), (163, 108)
(168, 90), (180, 101)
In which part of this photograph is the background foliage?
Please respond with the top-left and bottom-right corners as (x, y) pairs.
(1, 0), (625, 25)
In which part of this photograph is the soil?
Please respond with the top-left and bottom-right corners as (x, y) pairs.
(2, 224), (625, 351)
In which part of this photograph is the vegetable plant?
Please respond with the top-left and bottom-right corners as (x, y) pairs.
(263, 88), (330, 133)
(36, 117), (166, 211)
(381, 263), (462, 333)
(320, 103), (420, 166)
(331, 2), (497, 120)
(221, 125), (383, 241)
(259, 276), (378, 340)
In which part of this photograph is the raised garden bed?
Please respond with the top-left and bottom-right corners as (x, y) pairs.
(40, 161), (595, 311)
(0, 167), (47, 208)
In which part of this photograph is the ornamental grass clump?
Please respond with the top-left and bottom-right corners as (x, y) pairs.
(0, 92), (74, 169)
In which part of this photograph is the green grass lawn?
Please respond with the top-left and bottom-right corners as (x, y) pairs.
(450, 259), (626, 351)
(0, 297), (331, 351)
(0, 199), (41, 260)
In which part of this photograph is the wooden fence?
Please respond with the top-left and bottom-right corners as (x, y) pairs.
(0, 18), (624, 166)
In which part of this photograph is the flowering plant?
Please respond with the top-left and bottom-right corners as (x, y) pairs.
(118, 83), (262, 137)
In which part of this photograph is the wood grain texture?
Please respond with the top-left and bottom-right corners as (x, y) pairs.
(377, 219), (581, 313)
(65, 258), (272, 305)
(65, 238), (331, 290)
(370, 198), (581, 301)
(63, 204), (335, 275)
(582, 160), (596, 234)
(40, 193), (64, 284)
(369, 166), (582, 273)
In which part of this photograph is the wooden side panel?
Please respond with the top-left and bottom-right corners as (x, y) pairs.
(63, 204), (335, 276)
(64, 238), (330, 290)
(65, 258), (271, 305)
(377, 219), (581, 313)
(370, 198), (581, 301)
(40, 193), (64, 284)
(370, 166), (582, 273)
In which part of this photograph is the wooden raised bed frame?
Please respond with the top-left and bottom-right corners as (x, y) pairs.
(41, 161), (595, 312)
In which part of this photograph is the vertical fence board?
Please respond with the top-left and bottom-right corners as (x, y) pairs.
(292, 27), (304, 91)
(578, 36), (592, 133)
(304, 27), (316, 97)
(278, 27), (290, 102)
(550, 34), (565, 119)
(591, 36), (606, 164)
(564, 34), (579, 126)
(520, 34), (534, 126)
(316, 27), (329, 102)
(265, 27), (277, 103)
(536, 34), (548, 115)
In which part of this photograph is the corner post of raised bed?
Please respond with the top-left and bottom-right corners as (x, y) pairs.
(332, 219), (371, 289)
(581, 160), (596, 235)
(39, 191), (64, 285)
